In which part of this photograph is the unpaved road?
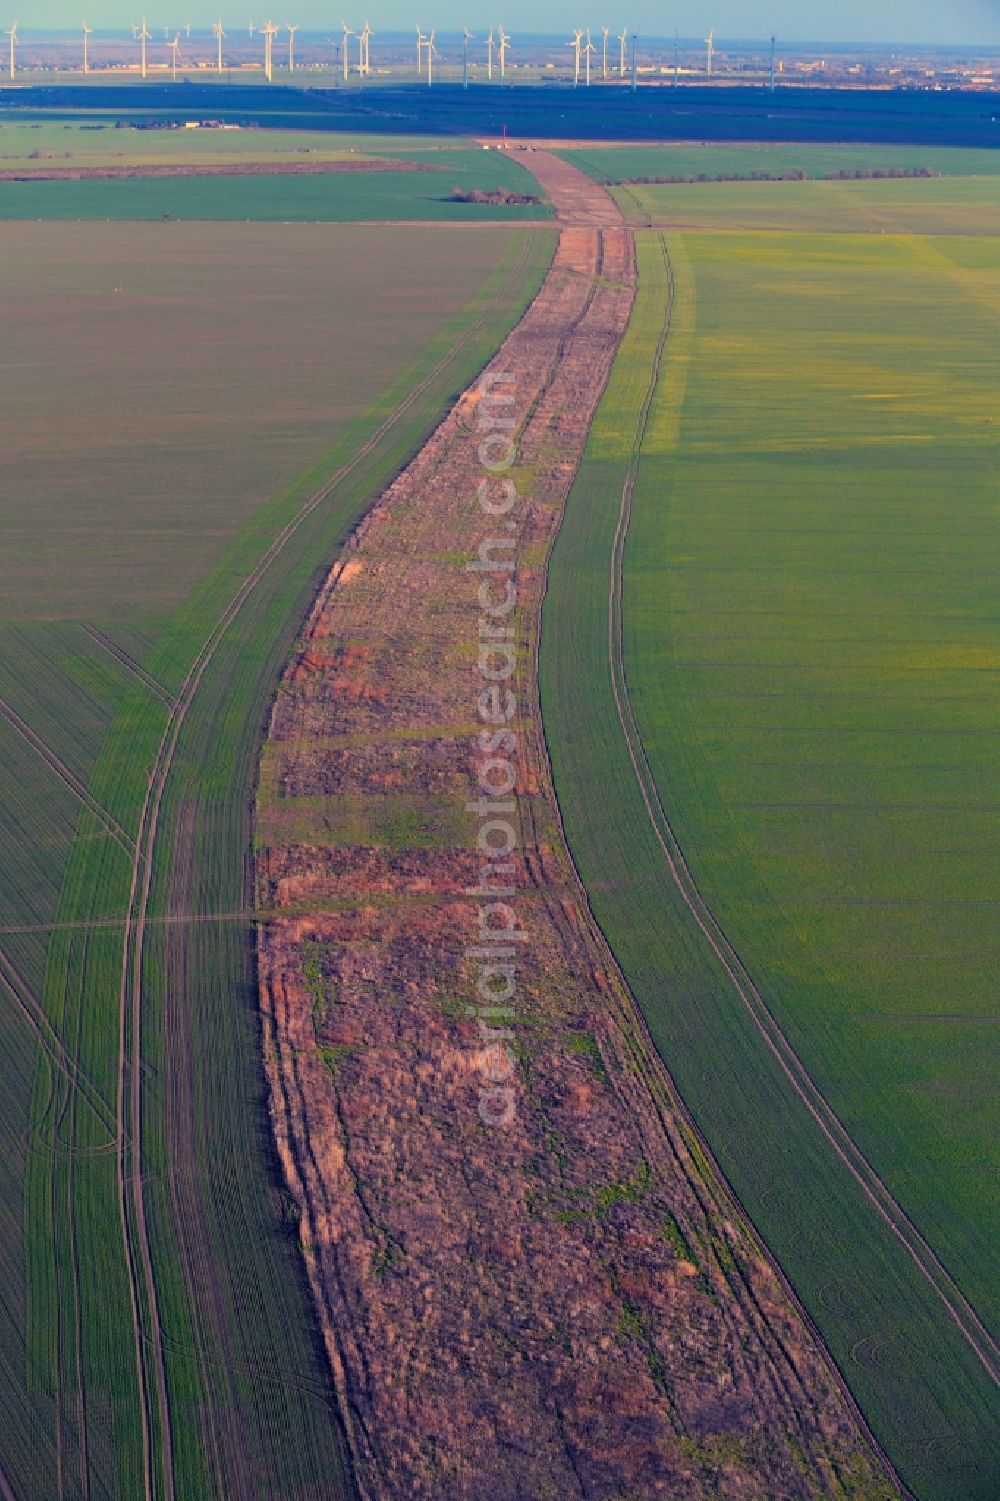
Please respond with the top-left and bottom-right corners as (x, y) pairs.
(255, 153), (898, 1500)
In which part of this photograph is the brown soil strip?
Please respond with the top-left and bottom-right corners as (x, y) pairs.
(0, 158), (435, 183)
(256, 152), (898, 1499)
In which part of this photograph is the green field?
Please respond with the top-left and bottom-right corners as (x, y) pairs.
(0, 221), (531, 618)
(0, 216), (555, 1497)
(0, 119), (470, 167)
(540, 227), (1000, 1500)
(613, 173), (1000, 235)
(563, 142), (1000, 183)
(0, 144), (552, 220)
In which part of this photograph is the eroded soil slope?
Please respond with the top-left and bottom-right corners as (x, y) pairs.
(255, 153), (896, 1500)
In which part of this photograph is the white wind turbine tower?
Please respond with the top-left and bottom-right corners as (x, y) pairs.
(618, 27), (626, 77)
(463, 25), (472, 88)
(568, 28), (582, 87)
(601, 25), (609, 81)
(359, 20), (372, 76)
(5, 20), (15, 80)
(138, 17), (150, 78)
(341, 20), (353, 79)
(286, 22), (298, 70)
(248, 21), (255, 36)
(486, 26), (494, 80)
(497, 25), (509, 84)
(415, 22), (425, 76)
(705, 27), (714, 78)
(82, 21), (92, 74)
(261, 18), (278, 81)
(426, 27), (438, 84)
(213, 18), (225, 72)
(184, 19), (191, 37)
(584, 27), (595, 85)
(170, 32), (181, 80)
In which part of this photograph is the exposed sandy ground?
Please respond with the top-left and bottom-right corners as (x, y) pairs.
(255, 152), (898, 1500)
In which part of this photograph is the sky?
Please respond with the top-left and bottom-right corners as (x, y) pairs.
(17, 1), (1000, 46)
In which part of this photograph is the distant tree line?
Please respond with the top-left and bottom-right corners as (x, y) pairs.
(825, 166), (937, 178)
(449, 187), (542, 205)
(619, 165), (939, 186)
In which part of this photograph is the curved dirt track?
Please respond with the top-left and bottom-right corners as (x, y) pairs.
(256, 153), (898, 1500)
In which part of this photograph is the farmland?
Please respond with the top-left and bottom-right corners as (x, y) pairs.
(0, 120), (467, 168)
(0, 143), (551, 220)
(540, 218), (1000, 1498)
(0, 213), (553, 1497)
(563, 142), (1000, 183)
(557, 142), (1000, 235)
(8, 79), (1000, 150)
(2, 69), (998, 1498)
(613, 173), (1000, 235)
(249, 150), (896, 1500)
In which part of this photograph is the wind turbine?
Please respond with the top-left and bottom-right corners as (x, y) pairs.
(359, 19), (372, 77)
(261, 18), (278, 81)
(82, 21), (92, 74)
(617, 27), (626, 77)
(138, 17), (150, 79)
(568, 29), (582, 87)
(169, 31), (181, 81)
(248, 21), (255, 35)
(705, 27), (714, 78)
(463, 25), (472, 88)
(486, 26), (493, 81)
(213, 18), (225, 72)
(426, 27), (438, 84)
(5, 20), (15, 80)
(341, 20), (353, 79)
(184, 19), (191, 37)
(497, 25), (509, 85)
(601, 25), (609, 81)
(286, 21), (298, 70)
(584, 27), (595, 86)
(415, 23), (426, 76)
(769, 33), (778, 92)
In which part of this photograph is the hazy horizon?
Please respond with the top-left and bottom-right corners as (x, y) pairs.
(11, 3), (1000, 49)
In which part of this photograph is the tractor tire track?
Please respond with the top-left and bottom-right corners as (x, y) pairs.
(112, 237), (538, 1501)
(80, 626), (177, 710)
(0, 697), (136, 859)
(606, 232), (999, 1385)
(0, 943), (116, 1137)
